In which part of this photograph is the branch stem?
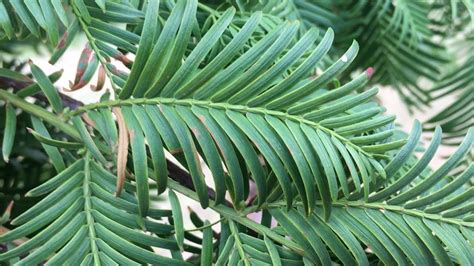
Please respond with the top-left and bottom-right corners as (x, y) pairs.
(167, 179), (305, 256)
(256, 200), (473, 227)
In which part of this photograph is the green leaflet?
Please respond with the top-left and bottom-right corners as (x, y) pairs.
(264, 235), (282, 266)
(50, 19), (80, 64)
(0, 68), (33, 83)
(385, 120), (423, 175)
(28, 128), (83, 149)
(162, 7), (236, 97)
(51, 0), (68, 26)
(95, 224), (190, 265)
(12, 171), (83, 225)
(249, 27), (334, 107)
(229, 27), (320, 104)
(38, 0), (59, 46)
(0, 2), (13, 39)
(132, 105), (168, 194)
(72, 116), (107, 164)
(30, 116), (66, 172)
(216, 110), (267, 207)
(145, 0), (198, 98)
(389, 127), (473, 205)
(247, 113), (303, 207)
(405, 164), (474, 209)
(269, 208), (327, 264)
(176, 105), (226, 204)
(95, 0), (106, 12)
(124, 0), (185, 98)
(200, 220), (213, 266)
(264, 176), (473, 264)
(192, 106), (245, 206)
(118, 0), (159, 98)
(16, 70), (63, 98)
(175, 11), (262, 99)
(424, 219), (474, 264)
(2, 103), (15, 162)
(369, 123), (441, 201)
(161, 104), (209, 208)
(19, 214), (84, 265)
(30, 62), (63, 113)
(89, 27), (137, 54)
(269, 41), (359, 111)
(228, 110), (293, 209)
(11, 0), (40, 37)
(121, 106), (150, 216)
(211, 22), (299, 102)
(193, 24), (285, 100)
(25, 0), (46, 29)
(169, 189), (184, 251)
(73, 0), (91, 23)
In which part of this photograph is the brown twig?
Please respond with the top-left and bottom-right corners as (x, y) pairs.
(166, 159), (232, 207)
(0, 76), (83, 110)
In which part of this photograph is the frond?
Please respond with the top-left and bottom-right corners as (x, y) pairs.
(431, 0), (474, 31)
(215, 0), (453, 110)
(347, 0), (451, 110)
(0, 153), (192, 265)
(0, 0), (71, 44)
(221, 126), (474, 265)
(425, 89), (473, 146)
(0, 0), (148, 92)
(425, 33), (473, 146)
(0, 0), (143, 43)
(158, 124), (473, 265)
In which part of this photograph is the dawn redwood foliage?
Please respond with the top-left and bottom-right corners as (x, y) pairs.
(0, 0), (472, 265)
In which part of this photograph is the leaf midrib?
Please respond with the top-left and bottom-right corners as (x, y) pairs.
(261, 200), (473, 227)
(66, 97), (377, 160)
(83, 152), (101, 265)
